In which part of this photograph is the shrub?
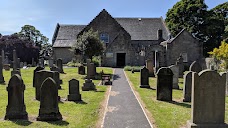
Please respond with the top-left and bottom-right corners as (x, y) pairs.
(67, 61), (82, 67)
(124, 66), (142, 72)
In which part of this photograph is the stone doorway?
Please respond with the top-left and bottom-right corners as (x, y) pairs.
(116, 53), (126, 67)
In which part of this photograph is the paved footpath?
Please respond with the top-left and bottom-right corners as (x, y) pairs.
(103, 68), (152, 128)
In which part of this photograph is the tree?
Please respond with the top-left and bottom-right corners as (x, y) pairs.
(165, 0), (227, 56)
(208, 41), (228, 69)
(17, 25), (52, 58)
(72, 28), (104, 60)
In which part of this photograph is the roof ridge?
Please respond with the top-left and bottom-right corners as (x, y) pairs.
(114, 17), (161, 19)
(59, 24), (86, 26)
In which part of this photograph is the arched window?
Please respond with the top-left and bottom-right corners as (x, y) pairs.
(100, 33), (109, 43)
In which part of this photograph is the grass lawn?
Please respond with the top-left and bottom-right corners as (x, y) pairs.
(125, 71), (228, 128)
(0, 67), (112, 128)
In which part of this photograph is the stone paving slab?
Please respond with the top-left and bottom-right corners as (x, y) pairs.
(103, 68), (151, 128)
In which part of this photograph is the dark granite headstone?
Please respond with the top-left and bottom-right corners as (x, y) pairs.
(156, 67), (173, 101)
(37, 77), (62, 121)
(189, 61), (202, 73)
(68, 79), (81, 101)
(140, 67), (150, 88)
(4, 74), (28, 120)
(82, 79), (96, 91)
(187, 70), (228, 127)
(78, 66), (85, 75)
(0, 56), (5, 83)
(183, 71), (193, 102)
(57, 58), (64, 73)
(33, 66), (45, 87)
(35, 70), (61, 100)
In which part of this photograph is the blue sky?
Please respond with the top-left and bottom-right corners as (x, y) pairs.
(0, 0), (226, 43)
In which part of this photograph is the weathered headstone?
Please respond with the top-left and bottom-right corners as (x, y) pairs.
(17, 58), (20, 70)
(146, 59), (155, 77)
(90, 63), (95, 78)
(187, 70), (227, 128)
(13, 50), (17, 71)
(140, 66), (150, 88)
(156, 67), (173, 101)
(169, 65), (179, 89)
(50, 65), (60, 72)
(78, 66), (85, 75)
(48, 58), (54, 67)
(40, 58), (44, 68)
(4, 74), (28, 120)
(57, 58), (64, 73)
(82, 79), (96, 91)
(1, 50), (4, 65)
(33, 66), (45, 87)
(189, 61), (202, 73)
(0, 56), (5, 83)
(68, 79), (81, 101)
(87, 63), (95, 79)
(37, 77), (62, 121)
(32, 58), (35, 67)
(183, 71), (193, 102)
(11, 70), (21, 76)
(35, 70), (61, 100)
(176, 56), (184, 77)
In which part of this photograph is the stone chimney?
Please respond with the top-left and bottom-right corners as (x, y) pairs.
(157, 29), (163, 40)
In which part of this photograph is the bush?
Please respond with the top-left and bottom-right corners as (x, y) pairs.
(92, 56), (101, 67)
(124, 66), (142, 72)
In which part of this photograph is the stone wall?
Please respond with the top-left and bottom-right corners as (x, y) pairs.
(166, 30), (202, 67)
(53, 47), (74, 64)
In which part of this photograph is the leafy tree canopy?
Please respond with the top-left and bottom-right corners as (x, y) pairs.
(72, 28), (104, 60)
(166, 0), (227, 56)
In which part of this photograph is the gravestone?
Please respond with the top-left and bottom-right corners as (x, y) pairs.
(11, 70), (21, 76)
(33, 66), (45, 87)
(189, 61), (202, 73)
(1, 50), (4, 65)
(17, 58), (20, 70)
(169, 65), (179, 89)
(176, 56), (184, 77)
(57, 58), (64, 73)
(50, 65), (60, 72)
(87, 63), (95, 79)
(3, 64), (10, 71)
(13, 50), (17, 71)
(37, 77), (62, 121)
(0, 56), (5, 83)
(78, 66), (85, 75)
(35, 70), (61, 100)
(82, 79), (96, 91)
(90, 63), (95, 78)
(40, 58), (44, 68)
(68, 79), (81, 101)
(156, 67), (173, 101)
(49, 58), (54, 67)
(32, 58), (35, 67)
(4, 74), (28, 120)
(183, 71), (193, 102)
(187, 70), (227, 128)
(139, 67), (150, 88)
(146, 59), (155, 77)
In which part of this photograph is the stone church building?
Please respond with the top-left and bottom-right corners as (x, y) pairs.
(52, 9), (202, 68)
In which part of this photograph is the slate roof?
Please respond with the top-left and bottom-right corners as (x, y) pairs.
(53, 25), (85, 47)
(53, 17), (171, 47)
(115, 18), (170, 40)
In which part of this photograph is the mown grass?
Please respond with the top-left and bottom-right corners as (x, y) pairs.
(0, 67), (112, 128)
(125, 71), (228, 128)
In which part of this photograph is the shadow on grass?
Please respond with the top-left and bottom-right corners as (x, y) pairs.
(46, 120), (69, 126)
(145, 87), (156, 90)
(166, 101), (191, 108)
(74, 100), (87, 104)
(95, 90), (105, 93)
(0, 83), (6, 85)
(113, 74), (120, 80)
(11, 119), (33, 126)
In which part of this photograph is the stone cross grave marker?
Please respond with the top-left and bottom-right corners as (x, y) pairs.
(68, 79), (82, 101)
(140, 66), (150, 88)
(156, 67), (173, 101)
(37, 77), (62, 121)
(78, 65), (85, 75)
(187, 70), (227, 128)
(4, 74), (28, 120)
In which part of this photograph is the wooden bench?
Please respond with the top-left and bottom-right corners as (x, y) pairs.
(101, 74), (111, 85)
